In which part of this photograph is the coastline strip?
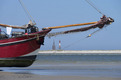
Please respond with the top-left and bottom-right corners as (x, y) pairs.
(38, 50), (121, 55)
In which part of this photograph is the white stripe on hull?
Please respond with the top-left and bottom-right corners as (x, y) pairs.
(21, 48), (40, 57)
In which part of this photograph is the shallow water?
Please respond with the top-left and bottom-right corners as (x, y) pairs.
(1, 54), (121, 78)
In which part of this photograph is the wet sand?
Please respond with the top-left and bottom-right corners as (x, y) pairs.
(0, 71), (121, 80)
(0, 53), (121, 80)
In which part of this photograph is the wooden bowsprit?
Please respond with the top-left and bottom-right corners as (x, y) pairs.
(46, 15), (114, 37)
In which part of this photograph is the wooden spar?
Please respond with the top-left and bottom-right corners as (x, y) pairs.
(43, 21), (97, 29)
(0, 23), (26, 29)
(43, 15), (114, 30)
(47, 15), (114, 37)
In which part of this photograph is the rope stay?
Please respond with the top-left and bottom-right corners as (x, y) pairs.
(63, 29), (102, 49)
(18, 0), (36, 24)
(86, 28), (102, 38)
(85, 0), (104, 15)
(63, 37), (86, 49)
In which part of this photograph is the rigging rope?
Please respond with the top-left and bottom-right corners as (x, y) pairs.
(63, 29), (102, 49)
(85, 0), (104, 15)
(18, 0), (36, 24)
(86, 29), (102, 38)
(63, 37), (86, 49)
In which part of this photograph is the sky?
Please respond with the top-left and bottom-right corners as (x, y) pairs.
(0, 0), (121, 50)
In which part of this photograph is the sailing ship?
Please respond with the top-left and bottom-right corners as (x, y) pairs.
(0, 0), (114, 67)
(0, 22), (51, 67)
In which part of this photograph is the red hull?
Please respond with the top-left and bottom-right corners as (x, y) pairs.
(0, 29), (51, 58)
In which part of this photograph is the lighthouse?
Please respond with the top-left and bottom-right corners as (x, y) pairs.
(59, 40), (61, 50)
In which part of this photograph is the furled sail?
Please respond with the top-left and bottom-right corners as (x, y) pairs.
(47, 15), (114, 37)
